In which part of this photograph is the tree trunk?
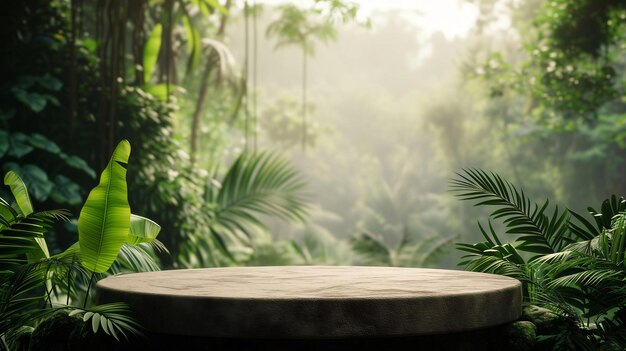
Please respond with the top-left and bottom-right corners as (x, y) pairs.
(302, 47), (307, 152)
(190, 59), (215, 163)
(189, 0), (232, 164)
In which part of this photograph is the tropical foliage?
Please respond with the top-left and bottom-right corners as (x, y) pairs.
(0, 140), (162, 349)
(350, 170), (456, 267)
(452, 169), (626, 350)
(178, 151), (309, 267)
(3, 0), (626, 347)
(466, 0), (626, 207)
(351, 230), (453, 267)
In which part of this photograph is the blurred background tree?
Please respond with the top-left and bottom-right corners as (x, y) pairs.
(1, 0), (625, 270)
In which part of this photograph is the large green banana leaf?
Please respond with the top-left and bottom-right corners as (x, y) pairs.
(127, 214), (161, 245)
(78, 140), (131, 273)
(4, 171), (49, 261)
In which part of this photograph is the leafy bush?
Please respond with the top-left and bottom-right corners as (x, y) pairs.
(0, 141), (162, 350)
(452, 169), (625, 350)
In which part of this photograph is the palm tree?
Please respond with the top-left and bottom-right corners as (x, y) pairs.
(266, 0), (360, 151)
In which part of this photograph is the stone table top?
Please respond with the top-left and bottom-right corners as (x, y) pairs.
(96, 266), (522, 338)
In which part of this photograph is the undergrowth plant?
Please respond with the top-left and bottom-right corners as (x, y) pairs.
(0, 140), (164, 350)
(451, 169), (626, 350)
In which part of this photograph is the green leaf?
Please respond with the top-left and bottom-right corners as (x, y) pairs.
(82, 38), (98, 53)
(23, 165), (54, 202)
(92, 313), (101, 333)
(4, 171), (34, 216)
(100, 315), (109, 334)
(126, 214), (161, 245)
(0, 197), (17, 228)
(68, 309), (82, 317)
(4, 164), (54, 202)
(211, 152), (307, 241)
(59, 154), (96, 178)
(78, 140), (131, 273)
(11, 87), (47, 112)
(80, 302), (143, 341)
(83, 312), (94, 322)
(27, 133), (61, 154)
(350, 232), (392, 266)
(143, 24), (162, 83)
(8, 133), (34, 158)
(3, 171), (50, 261)
(49, 175), (83, 206)
(37, 74), (62, 91)
(450, 169), (566, 254)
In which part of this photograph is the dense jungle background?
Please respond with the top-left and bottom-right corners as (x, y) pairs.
(3, 0), (624, 268)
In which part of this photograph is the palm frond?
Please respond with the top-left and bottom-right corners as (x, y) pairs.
(452, 171), (626, 347)
(0, 207), (70, 268)
(110, 243), (161, 273)
(404, 234), (455, 267)
(177, 229), (227, 268)
(201, 38), (235, 79)
(144, 239), (168, 255)
(530, 288), (579, 319)
(607, 214), (626, 265)
(350, 232), (392, 266)
(546, 269), (622, 289)
(456, 219), (516, 263)
(564, 237), (600, 255)
(68, 302), (143, 341)
(593, 195), (626, 231)
(203, 152), (307, 258)
(290, 240), (313, 264)
(451, 169), (572, 254)
(568, 195), (626, 240)
(532, 250), (579, 267)
(461, 255), (528, 281)
(0, 260), (53, 331)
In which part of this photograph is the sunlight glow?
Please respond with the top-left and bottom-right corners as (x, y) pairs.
(355, 0), (479, 40)
(261, 0), (480, 40)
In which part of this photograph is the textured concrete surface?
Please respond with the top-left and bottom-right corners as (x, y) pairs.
(96, 266), (522, 338)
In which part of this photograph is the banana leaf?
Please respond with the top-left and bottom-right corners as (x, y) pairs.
(78, 140), (131, 273)
(126, 214), (161, 245)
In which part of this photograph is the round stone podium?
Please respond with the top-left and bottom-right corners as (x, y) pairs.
(96, 266), (522, 350)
